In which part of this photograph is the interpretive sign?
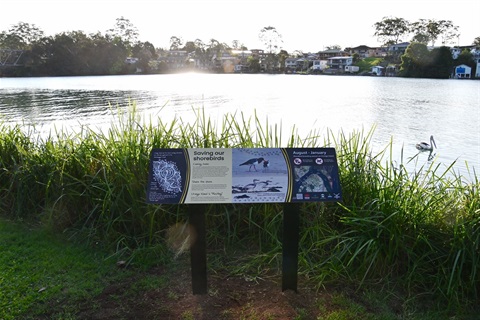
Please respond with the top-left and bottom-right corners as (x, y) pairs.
(146, 147), (342, 294)
(146, 148), (342, 204)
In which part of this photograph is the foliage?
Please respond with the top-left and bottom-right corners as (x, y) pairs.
(0, 22), (44, 50)
(325, 45), (342, 50)
(259, 26), (283, 54)
(456, 49), (476, 69)
(169, 35), (183, 50)
(373, 16), (410, 47)
(247, 56), (261, 73)
(106, 16), (139, 47)
(356, 57), (384, 73)
(0, 106), (479, 312)
(474, 36), (480, 46)
(1, 16), (476, 78)
(410, 19), (459, 47)
(399, 43), (454, 78)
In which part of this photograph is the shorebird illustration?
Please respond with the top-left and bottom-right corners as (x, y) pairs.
(243, 179), (260, 192)
(256, 180), (272, 190)
(239, 157), (264, 171)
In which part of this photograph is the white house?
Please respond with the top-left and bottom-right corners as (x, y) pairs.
(285, 57), (297, 70)
(371, 66), (384, 76)
(312, 60), (328, 71)
(326, 56), (353, 71)
(388, 42), (410, 55)
(453, 64), (472, 79)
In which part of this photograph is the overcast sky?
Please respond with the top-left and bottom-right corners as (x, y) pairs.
(2, 0), (479, 52)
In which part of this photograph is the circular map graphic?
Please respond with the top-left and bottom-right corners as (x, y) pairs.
(152, 160), (182, 194)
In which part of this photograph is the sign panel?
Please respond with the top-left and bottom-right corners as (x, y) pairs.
(147, 148), (341, 204)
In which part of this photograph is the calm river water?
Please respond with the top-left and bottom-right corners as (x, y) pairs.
(1, 73), (479, 180)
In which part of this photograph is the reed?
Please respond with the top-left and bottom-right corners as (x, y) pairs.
(0, 104), (478, 307)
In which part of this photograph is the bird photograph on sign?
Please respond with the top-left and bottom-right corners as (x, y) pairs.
(232, 148), (289, 203)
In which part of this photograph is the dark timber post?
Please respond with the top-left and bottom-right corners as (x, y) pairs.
(282, 203), (300, 292)
(189, 204), (207, 295)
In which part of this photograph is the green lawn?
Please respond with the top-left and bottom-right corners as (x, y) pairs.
(1, 218), (478, 319)
(0, 218), (134, 319)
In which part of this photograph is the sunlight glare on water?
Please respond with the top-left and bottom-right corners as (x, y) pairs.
(1, 74), (479, 180)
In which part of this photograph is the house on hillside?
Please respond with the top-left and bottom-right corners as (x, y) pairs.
(346, 45), (387, 58)
(164, 50), (188, 69)
(312, 59), (327, 72)
(317, 49), (349, 60)
(371, 66), (384, 76)
(347, 45), (370, 58)
(388, 42), (410, 55)
(325, 56), (353, 73)
(453, 64), (472, 78)
(285, 57), (297, 71)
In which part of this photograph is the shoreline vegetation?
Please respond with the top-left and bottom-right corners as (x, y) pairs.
(1, 105), (479, 318)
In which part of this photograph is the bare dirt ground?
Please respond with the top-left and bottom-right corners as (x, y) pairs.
(74, 260), (345, 320)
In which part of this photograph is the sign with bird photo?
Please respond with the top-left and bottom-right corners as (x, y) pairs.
(146, 148), (342, 204)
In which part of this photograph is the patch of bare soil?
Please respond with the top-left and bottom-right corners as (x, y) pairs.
(76, 260), (331, 320)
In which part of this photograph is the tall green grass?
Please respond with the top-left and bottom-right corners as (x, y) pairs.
(0, 104), (478, 308)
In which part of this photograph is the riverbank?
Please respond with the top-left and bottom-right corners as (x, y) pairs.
(1, 107), (478, 318)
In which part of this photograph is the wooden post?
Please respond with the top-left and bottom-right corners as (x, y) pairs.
(189, 205), (207, 295)
(282, 203), (300, 292)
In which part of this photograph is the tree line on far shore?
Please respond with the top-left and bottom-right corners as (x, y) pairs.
(1, 17), (479, 78)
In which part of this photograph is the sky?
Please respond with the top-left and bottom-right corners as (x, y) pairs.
(1, 0), (479, 53)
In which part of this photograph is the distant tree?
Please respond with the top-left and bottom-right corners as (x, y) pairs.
(194, 39), (206, 52)
(106, 17), (139, 46)
(352, 52), (360, 64)
(247, 56), (260, 73)
(427, 46), (454, 78)
(399, 42), (431, 77)
(410, 19), (459, 46)
(182, 41), (196, 53)
(373, 17), (410, 46)
(0, 22), (44, 49)
(277, 49), (289, 72)
(399, 43), (453, 78)
(292, 50), (304, 58)
(39, 31), (90, 76)
(232, 41), (248, 51)
(132, 41), (157, 73)
(473, 36), (480, 46)
(325, 45), (341, 50)
(9, 22), (44, 46)
(232, 40), (240, 50)
(207, 38), (225, 58)
(208, 38), (220, 50)
(169, 36), (183, 50)
(0, 31), (24, 49)
(37, 31), (128, 76)
(258, 27), (282, 72)
(259, 26), (283, 54)
(188, 39), (209, 69)
(456, 49), (475, 69)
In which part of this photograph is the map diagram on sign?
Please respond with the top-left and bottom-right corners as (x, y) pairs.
(152, 159), (182, 194)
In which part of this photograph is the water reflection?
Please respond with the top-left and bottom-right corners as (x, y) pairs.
(1, 74), (479, 181)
